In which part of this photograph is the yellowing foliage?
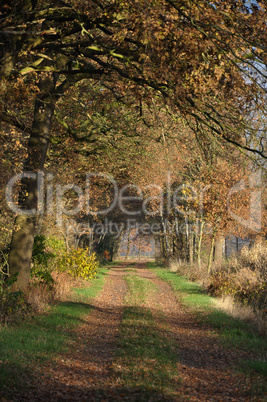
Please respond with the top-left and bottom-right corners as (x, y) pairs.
(56, 248), (99, 280)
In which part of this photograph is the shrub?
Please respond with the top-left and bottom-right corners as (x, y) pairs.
(31, 235), (67, 287)
(56, 248), (99, 280)
(31, 235), (56, 288)
(30, 263), (55, 289)
(0, 275), (31, 323)
(208, 243), (267, 320)
(0, 289), (31, 322)
(32, 234), (55, 267)
(169, 258), (209, 284)
(52, 272), (72, 301)
(239, 243), (267, 275)
(0, 236), (70, 322)
(25, 283), (54, 312)
(45, 236), (66, 255)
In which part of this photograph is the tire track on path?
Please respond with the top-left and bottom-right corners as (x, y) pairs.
(18, 264), (128, 401)
(137, 263), (253, 401)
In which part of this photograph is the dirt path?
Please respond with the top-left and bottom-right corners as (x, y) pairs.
(18, 264), (128, 401)
(137, 264), (253, 401)
(15, 262), (261, 401)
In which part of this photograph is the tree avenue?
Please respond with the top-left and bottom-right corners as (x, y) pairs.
(0, 0), (266, 289)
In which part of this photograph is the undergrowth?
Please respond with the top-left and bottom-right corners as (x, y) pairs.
(167, 243), (267, 330)
(0, 234), (101, 323)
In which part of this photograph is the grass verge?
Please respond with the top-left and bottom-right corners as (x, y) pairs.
(114, 274), (180, 400)
(72, 267), (109, 301)
(148, 263), (267, 391)
(0, 267), (108, 397)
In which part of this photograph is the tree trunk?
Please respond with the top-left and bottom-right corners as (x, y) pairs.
(173, 235), (178, 258)
(8, 76), (56, 290)
(197, 219), (204, 269)
(207, 232), (216, 275)
(214, 235), (224, 266)
(111, 234), (122, 262)
(160, 214), (170, 260)
(125, 231), (131, 260)
(159, 235), (166, 259)
(189, 232), (194, 265)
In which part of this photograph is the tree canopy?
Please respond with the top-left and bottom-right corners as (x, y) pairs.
(1, 0), (266, 153)
(1, 0), (266, 289)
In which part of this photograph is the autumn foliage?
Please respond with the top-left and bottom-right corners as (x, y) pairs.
(56, 248), (99, 280)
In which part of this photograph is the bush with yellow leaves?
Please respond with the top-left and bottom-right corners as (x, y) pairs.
(56, 248), (99, 280)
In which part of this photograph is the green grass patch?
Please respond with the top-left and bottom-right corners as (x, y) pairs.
(146, 261), (163, 269)
(126, 274), (158, 304)
(73, 267), (108, 300)
(240, 360), (267, 376)
(0, 268), (108, 397)
(152, 266), (267, 380)
(114, 274), (180, 400)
